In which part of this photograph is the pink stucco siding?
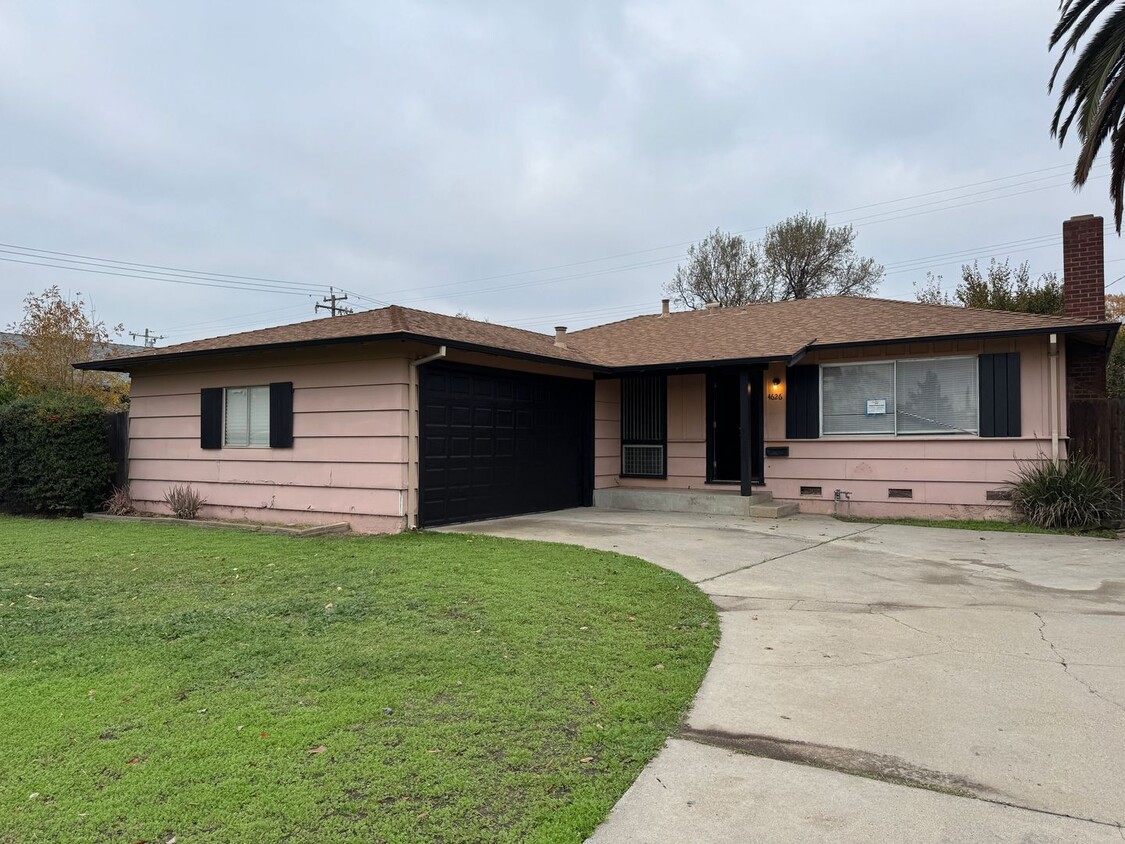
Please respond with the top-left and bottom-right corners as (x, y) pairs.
(596, 335), (1066, 518)
(127, 345), (411, 533)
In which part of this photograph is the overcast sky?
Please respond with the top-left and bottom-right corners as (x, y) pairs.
(1, 1), (1121, 345)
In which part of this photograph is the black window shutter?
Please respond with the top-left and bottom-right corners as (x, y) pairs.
(200, 388), (223, 449)
(785, 365), (820, 439)
(269, 382), (294, 448)
(978, 353), (1021, 437)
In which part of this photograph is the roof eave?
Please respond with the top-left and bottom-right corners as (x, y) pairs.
(806, 322), (1120, 354)
(74, 331), (605, 373)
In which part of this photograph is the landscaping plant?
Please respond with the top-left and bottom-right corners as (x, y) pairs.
(0, 392), (114, 515)
(162, 483), (205, 519)
(1009, 454), (1122, 531)
(103, 485), (134, 516)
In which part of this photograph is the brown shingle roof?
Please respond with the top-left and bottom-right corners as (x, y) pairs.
(78, 298), (1118, 372)
(80, 305), (601, 369)
(566, 297), (1117, 367)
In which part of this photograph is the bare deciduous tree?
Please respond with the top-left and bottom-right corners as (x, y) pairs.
(761, 213), (883, 300)
(663, 229), (772, 310)
(665, 215), (882, 310)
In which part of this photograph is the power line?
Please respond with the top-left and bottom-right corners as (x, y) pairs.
(382, 177), (1113, 307)
(0, 242), (390, 308)
(357, 163), (1110, 302)
(0, 242), (328, 292)
(1, 162), (1112, 316)
(826, 163), (1101, 215)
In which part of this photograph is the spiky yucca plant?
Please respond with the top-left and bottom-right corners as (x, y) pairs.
(1010, 455), (1121, 530)
(163, 484), (206, 520)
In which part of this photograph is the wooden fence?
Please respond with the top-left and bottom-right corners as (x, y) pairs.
(105, 410), (128, 489)
(1068, 398), (1125, 515)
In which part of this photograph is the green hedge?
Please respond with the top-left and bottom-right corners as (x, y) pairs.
(0, 393), (114, 515)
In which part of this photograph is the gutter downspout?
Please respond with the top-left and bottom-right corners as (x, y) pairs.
(407, 345), (447, 529)
(1049, 333), (1060, 466)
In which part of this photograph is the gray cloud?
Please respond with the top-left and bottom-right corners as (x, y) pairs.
(1, 1), (1119, 342)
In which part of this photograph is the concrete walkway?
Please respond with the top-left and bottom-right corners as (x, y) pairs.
(445, 510), (1125, 842)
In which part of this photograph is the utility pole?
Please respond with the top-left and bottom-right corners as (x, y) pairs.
(130, 328), (166, 348)
(315, 287), (353, 317)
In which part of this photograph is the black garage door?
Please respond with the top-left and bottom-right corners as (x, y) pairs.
(419, 363), (593, 527)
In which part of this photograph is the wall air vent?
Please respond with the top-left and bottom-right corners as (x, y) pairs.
(622, 444), (664, 478)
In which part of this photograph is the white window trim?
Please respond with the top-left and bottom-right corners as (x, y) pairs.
(223, 385), (270, 448)
(819, 355), (980, 438)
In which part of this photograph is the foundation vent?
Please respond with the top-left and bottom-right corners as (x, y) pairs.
(986, 489), (1013, 501)
(799, 486), (822, 496)
(888, 488), (913, 499)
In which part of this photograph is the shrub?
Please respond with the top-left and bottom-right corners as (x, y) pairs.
(1010, 455), (1122, 530)
(163, 484), (205, 520)
(0, 392), (114, 515)
(104, 485), (134, 516)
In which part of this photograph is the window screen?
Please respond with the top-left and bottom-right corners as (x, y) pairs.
(225, 385), (271, 447)
(621, 375), (666, 477)
(896, 357), (979, 435)
(821, 363), (895, 435)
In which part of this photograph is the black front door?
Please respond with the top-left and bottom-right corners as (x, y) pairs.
(707, 367), (765, 488)
(709, 370), (742, 483)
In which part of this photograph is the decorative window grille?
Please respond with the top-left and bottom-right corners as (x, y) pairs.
(621, 374), (666, 477)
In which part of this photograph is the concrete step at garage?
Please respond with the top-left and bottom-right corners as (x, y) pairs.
(592, 488), (798, 518)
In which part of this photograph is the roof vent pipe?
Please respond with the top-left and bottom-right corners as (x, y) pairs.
(554, 326), (568, 348)
(704, 301), (720, 312)
(661, 299), (670, 317)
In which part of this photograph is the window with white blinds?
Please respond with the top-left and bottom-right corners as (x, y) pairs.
(225, 385), (271, 447)
(821, 362), (895, 435)
(820, 357), (979, 437)
(895, 357), (978, 435)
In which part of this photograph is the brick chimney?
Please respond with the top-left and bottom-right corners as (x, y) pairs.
(1063, 214), (1106, 321)
(1062, 214), (1109, 400)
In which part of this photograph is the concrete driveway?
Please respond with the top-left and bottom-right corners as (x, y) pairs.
(445, 509), (1125, 842)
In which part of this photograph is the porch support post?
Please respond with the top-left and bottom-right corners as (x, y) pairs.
(739, 368), (752, 497)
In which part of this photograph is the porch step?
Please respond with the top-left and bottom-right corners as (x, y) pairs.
(593, 488), (796, 518)
(748, 503), (801, 519)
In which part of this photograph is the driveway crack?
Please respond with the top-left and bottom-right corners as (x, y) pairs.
(1035, 611), (1125, 716)
(695, 525), (881, 585)
(877, 611), (943, 640)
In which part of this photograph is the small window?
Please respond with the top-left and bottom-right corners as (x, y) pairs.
(621, 375), (666, 478)
(225, 386), (270, 447)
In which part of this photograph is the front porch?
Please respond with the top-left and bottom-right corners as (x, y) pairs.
(593, 487), (798, 518)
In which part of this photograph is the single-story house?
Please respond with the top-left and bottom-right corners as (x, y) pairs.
(79, 215), (1120, 532)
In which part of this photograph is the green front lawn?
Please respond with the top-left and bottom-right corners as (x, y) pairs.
(0, 517), (716, 843)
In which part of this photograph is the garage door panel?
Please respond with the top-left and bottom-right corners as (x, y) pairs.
(419, 364), (591, 527)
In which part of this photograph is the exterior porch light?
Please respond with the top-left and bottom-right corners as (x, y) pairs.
(770, 377), (783, 395)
